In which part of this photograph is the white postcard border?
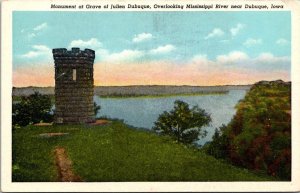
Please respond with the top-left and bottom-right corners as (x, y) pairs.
(1, 0), (300, 192)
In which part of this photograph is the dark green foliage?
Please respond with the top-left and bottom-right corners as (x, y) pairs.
(12, 92), (53, 127)
(12, 121), (274, 182)
(205, 80), (291, 180)
(204, 125), (229, 159)
(153, 100), (211, 144)
(94, 102), (101, 116)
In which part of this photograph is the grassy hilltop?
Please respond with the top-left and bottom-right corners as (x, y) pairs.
(12, 121), (273, 182)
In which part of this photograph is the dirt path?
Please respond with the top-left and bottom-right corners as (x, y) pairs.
(54, 147), (82, 182)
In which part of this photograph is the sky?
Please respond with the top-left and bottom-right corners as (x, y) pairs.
(13, 11), (291, 87)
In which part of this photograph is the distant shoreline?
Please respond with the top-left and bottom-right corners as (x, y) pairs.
(13, 84), (252, 88)
(12, 85), (251, 97)
(98, 91), (229, 99)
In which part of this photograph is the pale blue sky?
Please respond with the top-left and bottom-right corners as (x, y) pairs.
(12, 11), (291, 86)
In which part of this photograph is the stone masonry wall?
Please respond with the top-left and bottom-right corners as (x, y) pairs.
(53, 48), (95, 124)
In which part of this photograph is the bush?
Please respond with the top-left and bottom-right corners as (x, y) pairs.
(153, 100), (211, 144)
(94, 102), (101, 117)
(12, 92), (53, 127)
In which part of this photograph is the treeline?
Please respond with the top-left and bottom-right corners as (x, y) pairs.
(204, 80), (291, 180)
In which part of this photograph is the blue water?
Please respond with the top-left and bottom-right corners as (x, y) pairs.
(94, 90), (247, 145)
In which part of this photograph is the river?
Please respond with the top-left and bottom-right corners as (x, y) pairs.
(94, 89), (247, 145)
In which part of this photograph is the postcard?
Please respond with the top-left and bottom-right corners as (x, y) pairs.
(1, 0), (300, 192)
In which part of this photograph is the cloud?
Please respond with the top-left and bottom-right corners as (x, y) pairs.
(191, 54), (208, 63)
(101, 49), (145, 62)
(193, 51), (289, 73)
(216, 51), (249, 64)
(68, 38), (102, 49)
(132, 33), (153, 43)
(96, 44), (175, 62)
(191, 54), (207, 60)
(21, 45), (51, 59)
(276, 38), (289, 46)
(28, 33), (36, 39)
(204, 28), (224, 40)
(149, 44), (176, 55)
(67, 38), (145, 63)
(93, 56), (290, 86)
(33, 22), (48, 31)
(255, 52), (290, 64)
(24, 22), (48, 39)
(243, 38), (262, 47)
(230, 23), (245, 36)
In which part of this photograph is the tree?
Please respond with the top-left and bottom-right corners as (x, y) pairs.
(12, 92), (53, 127)
(153, 100), (211, 144)
(205, 125), (230, 158)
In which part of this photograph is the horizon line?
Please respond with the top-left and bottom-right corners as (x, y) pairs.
(11, 83), (262, 88)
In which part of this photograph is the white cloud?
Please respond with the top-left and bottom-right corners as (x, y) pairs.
(32, 45), (51, 52)
(190, 51), (290, 73)
(28, 33), (36, 39)
(69, 38), (102, 49)
(95, 49), (109, 58)
(230, 23), (245, 36)
(191, 54), (208, 63)
(255, 53), (290, 64)
(95, 43), (175, 62)
(25, 23), (48, 40)
(132, 33), (153, 43)
(204, 28), (224, 40)
(243, 38), (262, 47)
(149, 44), (176, 55)
(96, 44), (175, 62)
(33, 22), (48, 31)
(101, 49), (145, 62)
(216, 51), (249, 64)
(67, 38), (144, 62)
(276, 38), (289, 46)
(21, 51), (40, 58)
(21, 45), (51, 59)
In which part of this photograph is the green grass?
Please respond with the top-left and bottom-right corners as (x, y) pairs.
(12, 121), (274, 182)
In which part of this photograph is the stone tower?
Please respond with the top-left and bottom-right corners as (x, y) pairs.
(53, 47), (95, 124)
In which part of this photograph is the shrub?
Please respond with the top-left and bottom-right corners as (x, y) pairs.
(94, 102), (101, 117)
(12, 92), (53, 127)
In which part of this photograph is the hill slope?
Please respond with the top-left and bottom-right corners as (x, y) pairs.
(205, 80), (291, 180)
(13, 121), (273, 182)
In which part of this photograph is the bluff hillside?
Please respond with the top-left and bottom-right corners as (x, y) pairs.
(205, 80), (291, 180)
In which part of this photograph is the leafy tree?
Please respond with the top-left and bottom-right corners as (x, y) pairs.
(153, 100), (211, 144)
(12, 92), (53, 127)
